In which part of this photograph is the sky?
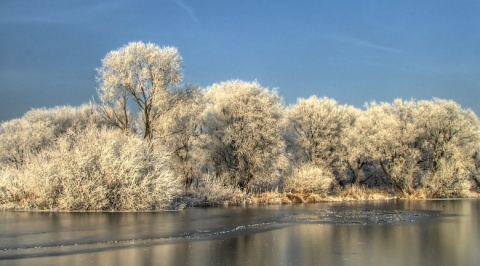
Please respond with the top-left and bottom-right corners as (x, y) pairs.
(1, 0), (479, 121)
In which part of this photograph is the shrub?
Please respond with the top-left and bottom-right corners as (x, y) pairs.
(0, 126), (180, 211)
(283, 163), (334, 194)
(0, 104), (105, 168)
(180, 174), (248, 206)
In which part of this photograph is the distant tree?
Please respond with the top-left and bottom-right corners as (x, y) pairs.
(201, 80), (287, 191)
(284, 96), (360, 185)
(96, 41), (182, 141)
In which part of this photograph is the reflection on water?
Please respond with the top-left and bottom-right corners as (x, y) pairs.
(1, 200), (479, 265)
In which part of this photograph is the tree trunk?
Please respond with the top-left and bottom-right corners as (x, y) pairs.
(380, 162), (406, 197)
(472, 176), (480, 189)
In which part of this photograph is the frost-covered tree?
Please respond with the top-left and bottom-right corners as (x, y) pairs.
(355, 99), (480, 197)
(96, 42), (182, 140)
(414, 99), (480, 197)
(470, 149), (480, 188)
(0, 104), (104, 169)
(354, 100), (420, 196)
(201, 80), (287, 191)
(284, 96), (360, 185)
(154, 86), (205, 190)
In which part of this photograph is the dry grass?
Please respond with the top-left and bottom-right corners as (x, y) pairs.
(247, 185), (398, 205)
(250, 190), (289, 205)
(177, 175), (250, 207)
(218, 185), (400, 206)
(333, 185), (397, 201)
(465, 190), (480, 198)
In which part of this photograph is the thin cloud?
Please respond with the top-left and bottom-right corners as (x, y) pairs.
(354, 39), (409, 56)
(171, 0), (200, 24)
(328, 35), (411, 56)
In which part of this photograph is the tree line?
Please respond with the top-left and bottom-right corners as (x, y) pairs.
(1, 42), (479, 210)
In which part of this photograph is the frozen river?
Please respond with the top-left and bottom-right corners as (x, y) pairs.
(1, 199), (479, 265)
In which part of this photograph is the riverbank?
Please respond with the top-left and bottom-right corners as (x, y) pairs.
(175, 185), (480, 209)
(2, 186), (479, 211)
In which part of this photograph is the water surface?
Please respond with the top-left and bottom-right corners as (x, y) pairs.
(1, 200), (479, 265)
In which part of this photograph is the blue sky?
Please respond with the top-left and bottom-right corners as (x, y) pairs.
(1, 0), (479, 121)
